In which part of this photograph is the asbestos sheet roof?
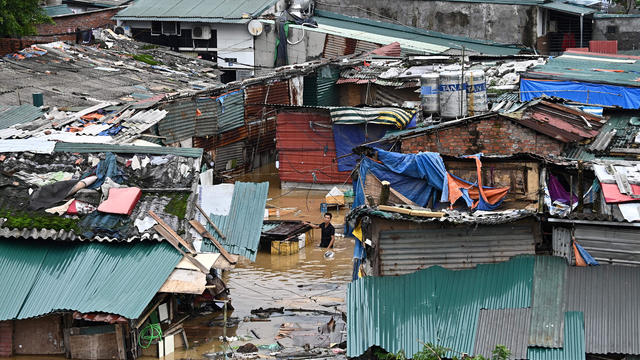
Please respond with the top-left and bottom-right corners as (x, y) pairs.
(0, 239), (181, 320)
(53, 142), (203, 157)
(311, 10), (524, 56)
(0, 104), (44, 130)
(201, 182), (269, 261)
(474, 308), (531, 359)
(0, 151), (199, 243)
(565, 265), (640, 355)
(527, 312), (586, 360)
(114, 0), (278, 22)
(346, 256), (535, 358)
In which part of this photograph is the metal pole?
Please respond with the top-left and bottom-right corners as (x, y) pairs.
(580, 14), (584, 47)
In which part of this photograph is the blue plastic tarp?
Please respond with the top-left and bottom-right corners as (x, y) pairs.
(353, 149), (448, 211)
(332, 124), (392, 171)
(520, 79), (640, 109)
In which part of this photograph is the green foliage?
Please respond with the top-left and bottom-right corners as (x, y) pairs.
(374, 343), (511, 360)
(0, 209), (79, 232)
(491, 345), (511, 360)
(132, 54), (161, 65)
(0, 0), (52, 37)
(164, 193), (190, 220)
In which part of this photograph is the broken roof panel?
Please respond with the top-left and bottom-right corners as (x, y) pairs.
(0, 104), (44, 130)
(201, 182), (269, 261)
(114, 0), (278, 22)
(0, 39), (220, 108)
(0, 239), (181, 320)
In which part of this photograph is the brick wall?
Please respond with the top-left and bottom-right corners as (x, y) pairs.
(36, 7), (120, 38)
(0, 7), (121, 55)
(0, 320), (12, 357)
(401, 116), (564, 157)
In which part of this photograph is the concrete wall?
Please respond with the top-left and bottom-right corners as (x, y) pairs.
(592, 17), (640, 50)
(401, 116), (564, 157)
(316, 0), (539, 47)
(213, 23), (255, 69)
(254, 24), (326, 68)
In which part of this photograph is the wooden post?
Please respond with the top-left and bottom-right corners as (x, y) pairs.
(379, 181), (390, 206)
(195, 204), (226, 240)
(577, 161), (584, 212)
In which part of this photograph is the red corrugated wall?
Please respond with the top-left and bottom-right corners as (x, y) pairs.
(276, 111), (352, 184)
(589, 40), (617, 54)
(0, 321), (12, 356)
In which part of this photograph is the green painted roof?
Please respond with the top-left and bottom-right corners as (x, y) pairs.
(0, 104), (44, 130)
(202, 181), (269, 261)
(313, 10), (525, 56)
(346, 256), (535, 358)
(53, 142), (203, 158)
(528, 312), (586, 360)
(529, 256), (567, 348)
(43, 4), (74, 17)
(114, 0), (278, 22)
(540, 2), (596, 15)
(0, 239), (181, 320)
(526, 53), (640, 88)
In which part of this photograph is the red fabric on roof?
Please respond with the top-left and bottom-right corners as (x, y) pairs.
(589, 40), (617, 54)
(97, 187), (142, 215)
(371, 42), (401, 57)
(601, 182), (640, 204)
(276, 111), (352, 184)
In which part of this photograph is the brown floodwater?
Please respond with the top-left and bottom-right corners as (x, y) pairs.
(7, 164), (354, 360)
(162, 164), (354, 359)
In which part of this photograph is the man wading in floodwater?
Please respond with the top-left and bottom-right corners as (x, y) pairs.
(304, 213), (335, 248)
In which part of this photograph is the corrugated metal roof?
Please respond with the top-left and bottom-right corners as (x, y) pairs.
(346, 256), (535, 358)
(217, 90), (245, 133)
(527, 312), (586, 360)
(245, 82), (290, 120)
(474, 308), (531, 359)
(539, 1), (596, 15)
(53, 142), (203, 157)
(0, 139), (56, 154)
(44, 4), (74, 16)
(526, 53), (640, 88)
(214, 141), (244, 171)
(311, 10), (524, 56)
(572, 225), (640, 265)
(565, 265), (640, 355)
(114, 0), (277, 21)
(0, 239), (181, 320)
(0, 104), (43, 130)
(378, 223), (536, 275)
(195, 97), (218, 137)
(159, 98), (197, 144)
(201, 182), (268, 261)
(276, 111), (351, 184)
(529, 256), (567, 348)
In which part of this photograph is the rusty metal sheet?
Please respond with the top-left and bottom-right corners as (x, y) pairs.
(245, 81), (290, 120)
(276, 111), (351, 184)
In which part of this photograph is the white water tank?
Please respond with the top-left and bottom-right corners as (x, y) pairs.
(420, 73), (440, 114)
(439, 71), (467, 119)
(465, 70), (488, 116)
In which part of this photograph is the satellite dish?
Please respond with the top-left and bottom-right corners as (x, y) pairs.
(248, 20), (264, 36)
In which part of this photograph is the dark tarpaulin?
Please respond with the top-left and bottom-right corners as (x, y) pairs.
(332, 124), (391, 171)
(28, 180), (79, 211)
